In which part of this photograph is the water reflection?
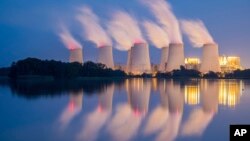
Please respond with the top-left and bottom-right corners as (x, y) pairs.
(78, 84), (115, 141)
(181, 80), (219, 137)
(107, 79), (151, 141)
(59, 90), (83, 130)
(155, 80), (184, 141)
(0, 78), (246, 141)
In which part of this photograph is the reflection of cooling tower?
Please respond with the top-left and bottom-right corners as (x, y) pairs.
(69, 90), (83, 110)
(166, 80), (184, 113)
(200, 44), (221, 73)
(97, 46), (114, 68)
(69, 48), (83, 63)
(98, 84), (115, 111)
(128, 43), (151, 74)
(166, 43), (185, 72)
(159, 80), (169, 108)
(127, 79), (151, 114)
(200, 80), (219, 113)
(159, 47), (169, 72)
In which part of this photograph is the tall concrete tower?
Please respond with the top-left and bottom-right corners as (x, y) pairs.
(200, 43), (221, 73)
(128, 43), (151, 74)
(159, 47), (169, 72)
(97, 46), (114, 69)
(166, 43), (185, 72)
(69, 48), (83, 63)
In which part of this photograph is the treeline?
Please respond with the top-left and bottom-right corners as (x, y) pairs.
(6, 58), (126, 79)
(1, 58), (250, 79)
(225, 69), (250, 79)
(156, 66), (250, 79)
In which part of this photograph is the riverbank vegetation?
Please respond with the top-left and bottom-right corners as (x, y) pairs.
(0, 58), (250, 79)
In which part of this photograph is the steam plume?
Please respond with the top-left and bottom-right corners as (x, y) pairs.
(107, 11), (145, 50)
(59, 26), (82, 50)
(142, 0), (182, 43)
(77, 6), (111, 47)
(181, 20), (214, 47)
(143, 21), (169, 48)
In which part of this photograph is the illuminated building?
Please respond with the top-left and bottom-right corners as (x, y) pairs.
(219, 55), (243, 73)
(185, 58), (200, 70)
(185, 55), (243, 73)
(219, 80), (244, 108)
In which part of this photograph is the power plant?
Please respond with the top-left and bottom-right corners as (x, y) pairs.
(127, 43), (151, 74)
(166, 43), (185, 72)
(159, 47), (169, 72)
(69, 48), (83, 64)
(200, 43), (221, 73)
(97, 46), (114, 68)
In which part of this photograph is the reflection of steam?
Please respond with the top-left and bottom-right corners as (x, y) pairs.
(181, 108), (213, 136)
(181, 80), (218, 137)
(78, 84), (114, 141)
(59, 90), (83, 130)
(107, 104), (142, 141)
(181, 20), (214, 47)
(77, 6), (111, 47)
(108, 11), (145, 50)
(143, 21), (169, 48)
(144, 80), (169, 135)
(156, 113), (182, 141)
(144, 107), (169, 135)
(142, 0), (182, 43)
(108, 79), (150, 141)
(78, 110), (110, 141)
(59, 26), (82, 50)
(155, 80), (184, 141)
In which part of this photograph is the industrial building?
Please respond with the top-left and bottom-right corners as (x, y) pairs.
(219, 55), (243, 73)
(184, 55), (242, 73)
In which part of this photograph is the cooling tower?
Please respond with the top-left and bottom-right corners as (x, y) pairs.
(97, 46), (114, 68)
(166, 43), (185, 72)
(159, 47), (169, 72)
(69, 48), (83, 63)
(128, 43), (151, 74)
(200, 43), (221, 73)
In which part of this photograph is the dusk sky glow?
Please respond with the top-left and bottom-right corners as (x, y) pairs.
(0, 0), (250, 67)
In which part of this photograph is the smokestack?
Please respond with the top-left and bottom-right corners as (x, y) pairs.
(159, 47), (169, 72)
(69, 48), (83, 64)
(166, 43), (185, 72)
(200, 44), (221, 73)
(128, 43), (151, 74)
(97, 46), (114, 68)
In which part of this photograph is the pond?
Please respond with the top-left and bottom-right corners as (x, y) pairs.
(0, 78), (249, 141)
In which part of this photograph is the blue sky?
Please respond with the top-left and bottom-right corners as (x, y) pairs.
(0, 0), (250, 67)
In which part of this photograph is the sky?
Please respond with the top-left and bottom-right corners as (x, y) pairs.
(0, 0), (250, 68)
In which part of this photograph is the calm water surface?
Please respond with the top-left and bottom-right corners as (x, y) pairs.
(0, 79), (250, 141)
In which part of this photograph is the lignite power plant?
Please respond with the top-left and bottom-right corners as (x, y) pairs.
(58, 1), (230, 75)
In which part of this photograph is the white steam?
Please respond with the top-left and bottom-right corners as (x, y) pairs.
(143, 21), (169, 48)
(181, 20), (214, 47)
(142, 0), (182, 44)
(59, 26), (82, 50)
(77, 6), (112, 47)
(107, 11), (145, 51)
